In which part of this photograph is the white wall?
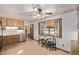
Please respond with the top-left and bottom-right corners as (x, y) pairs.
(29, 10), (78, 52)
(77, 9), (79, 42)
(77, 9), (79, 31)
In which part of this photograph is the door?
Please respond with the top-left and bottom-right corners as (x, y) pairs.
(25, 25), (27, 39)
(30, 24), (34, 39)
(28, 24), (34, 39)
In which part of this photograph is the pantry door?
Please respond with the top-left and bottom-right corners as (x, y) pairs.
(30, 24), (34, 39)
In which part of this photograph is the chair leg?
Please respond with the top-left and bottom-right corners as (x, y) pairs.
(38, 40), (40, 45)
(41, 43), (45, 47)
(55, 44), (56, 51)
(55, 47), (56, 51)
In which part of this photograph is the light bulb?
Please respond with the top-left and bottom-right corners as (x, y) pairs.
(34, 15), (37, 18)
(37, 14), (40, 17)
(34, 8), (38, 11)
(42, 16), (44, 18)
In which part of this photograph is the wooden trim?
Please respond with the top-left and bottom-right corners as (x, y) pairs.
(56, 47), (70, 53)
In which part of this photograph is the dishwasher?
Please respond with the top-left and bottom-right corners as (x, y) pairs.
(19, 33), (26, 42)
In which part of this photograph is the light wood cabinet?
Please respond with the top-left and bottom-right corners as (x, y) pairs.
(5, 35), (19, 45)
(6, 18), (15, 27)
(6, 18), (24, 30)
(17, 20), (24, 30)
(0, 35), (19, 45)
(0, 17), (24, 30)
(0, 36), (3, 50)
(0, 17), (6, 30)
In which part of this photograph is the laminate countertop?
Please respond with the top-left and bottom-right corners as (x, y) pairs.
(0, 30), (25, 36)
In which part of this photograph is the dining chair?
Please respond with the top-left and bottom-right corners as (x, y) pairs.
(47, 37), (56, 51)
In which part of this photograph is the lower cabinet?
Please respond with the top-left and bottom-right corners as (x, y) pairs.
(3, 35), (19, 45)
(0, 35), (19, 52)
(0, 36), (3, 52)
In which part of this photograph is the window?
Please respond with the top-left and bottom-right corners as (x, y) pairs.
(39, 18), (62, 38)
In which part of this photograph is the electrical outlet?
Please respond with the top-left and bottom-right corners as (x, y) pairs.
(62, 44), (64, 47)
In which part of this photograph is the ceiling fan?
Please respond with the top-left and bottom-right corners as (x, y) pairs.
(27, 4), (53, 19)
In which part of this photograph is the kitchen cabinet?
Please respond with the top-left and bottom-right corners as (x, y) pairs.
(0, 36), (3, 51)
(17, 20), (24, 30)
(0, 35), (19, 45)
(0, 17), (24, 30)
(0, 17), (6, 30)
(6, 18), (24, 30)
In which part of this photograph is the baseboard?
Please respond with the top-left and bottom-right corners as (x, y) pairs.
(33, 39), (70, 53)
(34, 39), (38, 41)
(19, 40), (26, 43)
(56, 47), (70, 53)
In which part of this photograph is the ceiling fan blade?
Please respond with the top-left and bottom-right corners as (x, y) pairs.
(44, 12), (53, 15)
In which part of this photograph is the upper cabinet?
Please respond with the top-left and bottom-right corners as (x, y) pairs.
(0, 17), (24, 30)
(6, 18), (15, 27)
(0, 17), (6, 30)
(6, 18), (24, 30)
(17, 20), (24, 30)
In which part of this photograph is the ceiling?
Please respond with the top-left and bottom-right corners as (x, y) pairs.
(0, 4), (78, 22)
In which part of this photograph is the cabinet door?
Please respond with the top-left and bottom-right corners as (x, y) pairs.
(0, 36), (3, 51)
(6, 18), (13, 26)
(0, 17), (6, 30)
(4, 35), (19, 45)
(6, 18), (24, 30)
(6, 18), (17, 27)
(17, 20), (24, 30)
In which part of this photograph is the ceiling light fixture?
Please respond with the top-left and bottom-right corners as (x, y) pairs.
(32, 4), (45, 20)
(37, 14), (40, 17)
(42, 15), (44, 18)
(34, 7), (38, 11)
(34, 15), (37, 18)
